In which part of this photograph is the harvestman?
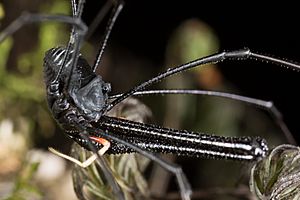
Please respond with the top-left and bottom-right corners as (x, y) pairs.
(0, 0), (299, 199)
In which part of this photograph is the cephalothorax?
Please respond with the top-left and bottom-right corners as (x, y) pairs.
(44, 47), (111, 121)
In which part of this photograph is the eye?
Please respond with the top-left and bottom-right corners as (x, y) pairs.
(102, 83), (111, 94)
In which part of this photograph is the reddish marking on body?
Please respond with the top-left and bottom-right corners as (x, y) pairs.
(89, 136), (110, 146)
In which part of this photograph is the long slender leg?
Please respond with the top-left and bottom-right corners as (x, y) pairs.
(63, 0), (86, 89)
(69, 2), (127, 199)
(0, 11), (126, 200)
(0, 5), (190, 200)
(70, 0), (122, 72)
(92, 0), (124, 72)
(49, 137), (110, 168)
(0, 12), (87, 87)
(70, 0), (78, 16)
(0, 11), (89, 88)
(0, 13), (87, 43)
(70, 0), (122, 56)
(66, 0), (83, 43)
(85, 0), (114, 40)
(78, 125), (192, 200)
(106, 49), (300, 111)
(77, 131), (126, 200)
(109, 89), (296, 144)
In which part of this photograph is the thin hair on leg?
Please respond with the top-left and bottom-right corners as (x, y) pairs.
(109, 89), (296, 144)
(106, 49), (300, 111)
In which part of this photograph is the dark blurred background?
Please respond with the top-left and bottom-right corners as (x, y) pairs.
(83, 0), (300, 141)
(1, 1), (300, 199)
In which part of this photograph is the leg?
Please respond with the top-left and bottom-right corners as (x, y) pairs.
(0, 12), (88, 87)
(85, 0), (115, 40)
(109, 89), (296, 144)
(49, 147), (98, 168)
(78, 131), (127, 200)
(69, 0), (123, 71)
(66, 0), (84, 44)
(70, 0), (85, 18)
(48, 137), (110, 168)
(106, 49), (300, 111)
(50, 132), (126, 200)
(81, 126), (192, 200)
(0, 8), (126, 199)
(0, 13), (87, 43)
(92, 0), (124, 72)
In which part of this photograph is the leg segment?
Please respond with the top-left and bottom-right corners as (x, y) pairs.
(0, 12), (87, 43)
(82, 126), (192, 200)
(109, 89), (296, 144)
(92, 0), (124, 72)
(107, 49), (300, 112)
(48, 137), (110, 168)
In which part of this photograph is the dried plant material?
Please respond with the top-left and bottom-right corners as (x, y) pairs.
(250, 144), (300, 200)
(71, 98), (152, 200)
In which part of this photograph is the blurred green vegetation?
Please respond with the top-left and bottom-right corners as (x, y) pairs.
(0, 1), (71, 199)
(4, 162), (42, 200)
(0, 0), (70, 139)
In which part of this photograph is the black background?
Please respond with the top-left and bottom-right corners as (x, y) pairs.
(83, 1), (300, 143)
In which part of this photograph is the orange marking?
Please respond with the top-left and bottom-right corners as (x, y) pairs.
(89, 136), (110, 146)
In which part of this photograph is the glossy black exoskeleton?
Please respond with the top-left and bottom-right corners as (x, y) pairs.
(43, 46), (269, 161)
(44, 47), (110, 137)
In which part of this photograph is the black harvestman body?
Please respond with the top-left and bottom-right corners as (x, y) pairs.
(0, 0), (299, 199)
